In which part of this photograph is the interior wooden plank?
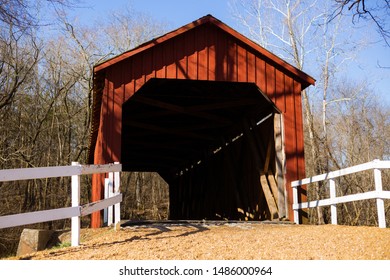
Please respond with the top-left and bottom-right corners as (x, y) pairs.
(267, 172), (279, 205)
(260, 172), (279, 220)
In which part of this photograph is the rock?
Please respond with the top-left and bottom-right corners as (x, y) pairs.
(16, 229), (54, 256)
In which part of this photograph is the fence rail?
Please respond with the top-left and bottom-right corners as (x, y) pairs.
(0, 162), (122, 246)
(292, 159), (390, 228)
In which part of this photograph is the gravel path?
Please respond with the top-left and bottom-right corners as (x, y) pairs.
(9, 222), (390, 260)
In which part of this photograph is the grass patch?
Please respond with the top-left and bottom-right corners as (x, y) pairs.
(51, 241), (71, 250)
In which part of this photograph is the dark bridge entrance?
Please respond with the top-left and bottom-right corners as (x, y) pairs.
(121, 78), (281, 220)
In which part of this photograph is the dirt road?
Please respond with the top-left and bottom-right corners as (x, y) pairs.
(9, 221), (390, 260)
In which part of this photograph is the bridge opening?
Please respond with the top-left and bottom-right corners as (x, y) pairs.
(121, 78), (285, 221)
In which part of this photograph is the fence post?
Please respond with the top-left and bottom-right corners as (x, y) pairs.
(293, 185), (299, 224)
(114, 162), (121, 231)
(329, 179), (337, 225)
(107, 172), (114, 226)
(71, 162), (80, 247)
(374, 168), (386, 228)
(104, 178), (109, 225)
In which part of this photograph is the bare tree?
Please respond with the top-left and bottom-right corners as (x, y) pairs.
(327, 81), (390, 225)
(0, 3), (171, 257)
(0, 0), (80, 29)
(331, 0), (390, 46)
(0, 26), (39, 110)
(99, 6), (169, 56)
(0, 0), (35, 28)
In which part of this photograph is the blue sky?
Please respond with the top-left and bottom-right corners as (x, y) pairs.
(72, 0), (389, 103)
(82, 0), (234, 27)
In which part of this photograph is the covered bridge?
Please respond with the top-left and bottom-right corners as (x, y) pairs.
(88, 15), (315, 227)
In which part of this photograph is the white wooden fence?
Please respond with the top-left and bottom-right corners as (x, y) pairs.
(0, 162), (122, 246)
(292, 159), (390, 228)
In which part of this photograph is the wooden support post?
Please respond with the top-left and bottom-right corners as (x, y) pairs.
(261, 121), (279, 221)
(274, 113), (287, 218)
